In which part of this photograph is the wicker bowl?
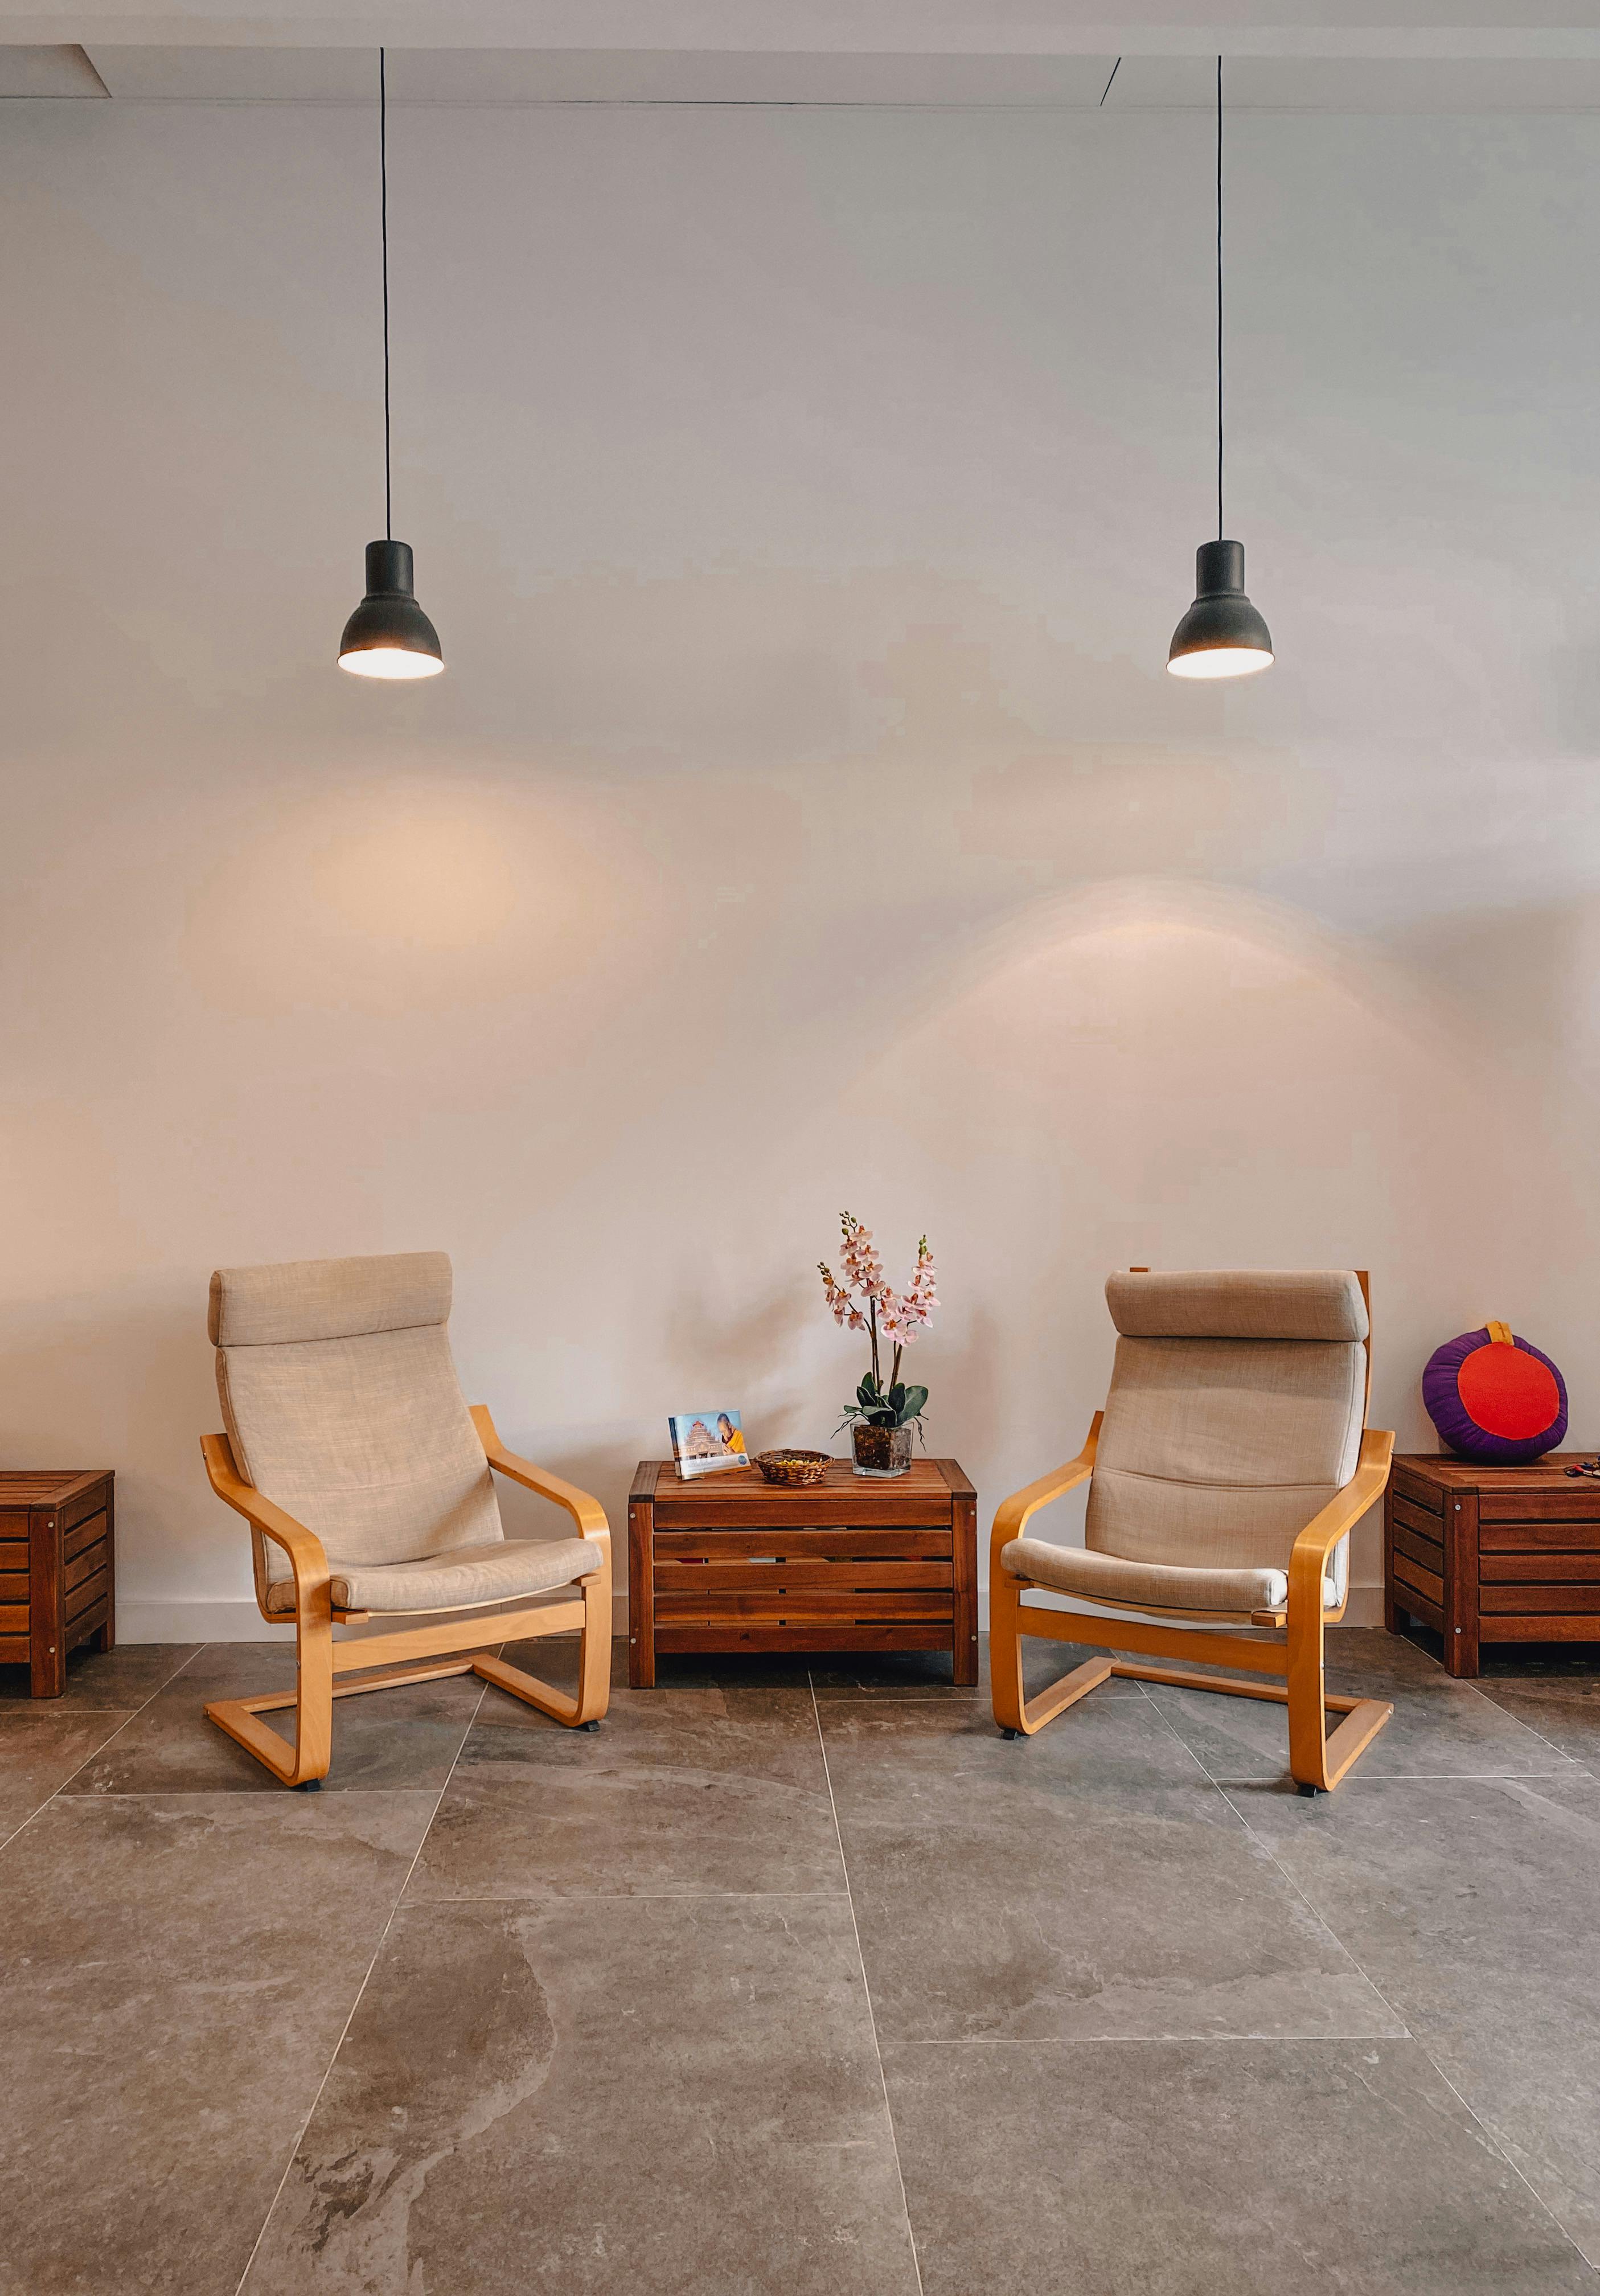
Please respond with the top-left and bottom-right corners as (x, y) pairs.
(753, 1448), (831, 1487)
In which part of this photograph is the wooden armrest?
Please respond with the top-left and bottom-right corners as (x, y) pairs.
(200, 1431), (330, 1587)
(1286, 1429), (1394, 1611)
(471, 1406), (612, 1547)
(990, 1416), (1103, 1563)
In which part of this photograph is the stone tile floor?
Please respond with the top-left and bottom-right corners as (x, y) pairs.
(1, 1626), (1597, 2293)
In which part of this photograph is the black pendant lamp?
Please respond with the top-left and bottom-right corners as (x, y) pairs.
(338, 49), (444, 680)
(1168, 58), (1273, 681)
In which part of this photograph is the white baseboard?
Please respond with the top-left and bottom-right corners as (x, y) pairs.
(119, 1599), (292, 1644)
(116, 1585), (1382, 1644)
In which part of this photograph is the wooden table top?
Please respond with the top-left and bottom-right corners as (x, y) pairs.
(0, 1470), (112, 1508)
(1394, 1452), (1599, 1493)
(633, 1456), (972, 1524)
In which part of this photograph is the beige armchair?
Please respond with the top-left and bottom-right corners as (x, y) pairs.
(200, 1250), (611, 1788)
(990, 1269), (1394, 1794)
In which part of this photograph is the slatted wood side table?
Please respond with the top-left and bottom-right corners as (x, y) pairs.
(0, 1470), (116, 1696)
(627, 1456), (977, 1687)
(1386, 1452), (1600, 1677)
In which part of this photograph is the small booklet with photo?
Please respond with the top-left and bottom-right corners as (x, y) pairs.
(668, 1410), (752, 1479)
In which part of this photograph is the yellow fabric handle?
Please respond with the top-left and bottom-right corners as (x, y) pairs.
(1486, 1320), (1514, 1347)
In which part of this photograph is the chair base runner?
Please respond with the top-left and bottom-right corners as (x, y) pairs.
(205, 1600), (610, 1787)
(199, 1417), (614, 1790)
(992, 1589), (1393, 1793)
(1021, 1654), (1114, 1734)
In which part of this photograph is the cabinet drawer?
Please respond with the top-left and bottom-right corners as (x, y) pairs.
(654, 1527), (951, 1563)
(1480, 1552), (1600, 1583)
(655, 1558), (950, 1596)
(656, 1622), (949, 1658)
(1480, 1584), (1600, 1616)
(655, 1588), (952, 1626)
(1480, 1519), (1600, 1553)
(653, 1487), (951, 1530)
(1479, 1491), (1600, 1524)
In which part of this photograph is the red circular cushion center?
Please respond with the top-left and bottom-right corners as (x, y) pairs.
(1457, 1344), (1560, 1441)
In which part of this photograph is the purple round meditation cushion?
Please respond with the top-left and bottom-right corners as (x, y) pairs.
(1422, 1323), (1568, 1464)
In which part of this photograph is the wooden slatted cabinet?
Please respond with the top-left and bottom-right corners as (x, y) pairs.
(1386, 1452), (1600, 1676)
(627, 1457), (977, 1686)
(0, 1470), (116, 1696)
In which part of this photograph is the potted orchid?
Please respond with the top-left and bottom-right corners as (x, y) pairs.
(818, 1212), (940, 1477)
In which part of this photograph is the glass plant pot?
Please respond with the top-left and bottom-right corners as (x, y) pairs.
(852, 1421), (913, 1478)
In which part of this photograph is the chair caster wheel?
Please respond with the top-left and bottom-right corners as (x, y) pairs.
(293, 1778), (323, 1792)
(579, 1719), (601, 1732)
(1297, 1782), (1323, 1797)
(1000, 1727), (1021, 1741)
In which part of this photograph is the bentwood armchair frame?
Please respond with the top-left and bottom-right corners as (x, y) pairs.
(990, 1272), (1394, 1795)
(200, 1405), (611, 1789)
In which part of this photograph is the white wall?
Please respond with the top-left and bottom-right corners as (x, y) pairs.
(3, 95), (1599, 1637)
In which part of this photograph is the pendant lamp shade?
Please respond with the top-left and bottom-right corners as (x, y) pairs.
(1167, 539), (1273, 679)
(338, 540), (444, 678)
(337, 50), (444, 682)
(1168, 59), (1271, 683)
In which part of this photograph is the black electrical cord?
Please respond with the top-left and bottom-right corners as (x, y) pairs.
(380, 45), (391, 542)
(1216, 54), (1224, 541)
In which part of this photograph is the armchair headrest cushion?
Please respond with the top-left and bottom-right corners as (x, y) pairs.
(209, 1250), (453, 1348)
(1105, 1269), (1368, 1344)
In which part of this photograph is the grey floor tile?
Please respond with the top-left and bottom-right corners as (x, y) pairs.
(641, 1630), (1145, 1702)
(819, 1695), (1400, 2042)
(648, 1647), (819, 1687)
(0, 1790), (436, 2296)
(807, 1646), (970, 1696)
(409, 1678), (846, 1900)
(1423, 2019), (1600, 2270)
(1334, 1624), (1484, 1686)
(0, 1639), (202, 1709)
(811, 1630), (1146, 1701)
(1236, 1773), (1600, 2027)
(0, 1706), (134, 1842)
(530, 1627), (822, 1694)
(1144, 1627), (1582, 1784)
(1478, 1675), (1600, 1774)
(1235, 1772), (1600, 2265)
(63, 1642), (489, 1794)
(884, 2035), (1596, 2295)
(242, 1895), (921, 2296)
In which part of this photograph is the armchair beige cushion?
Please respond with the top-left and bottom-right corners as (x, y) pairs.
(998, 1539), (1342, 1616)
(211, 1251), (604, 1616)
(258, 1536), (600, 1616)
(1003, 1269), (1367, 1620)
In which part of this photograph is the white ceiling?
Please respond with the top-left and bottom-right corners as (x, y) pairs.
(7, 44), (1598, 109)
(0, 41), (102, 91)
(9, 3), (1600, 60)
(10, 2), (1600, 110)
